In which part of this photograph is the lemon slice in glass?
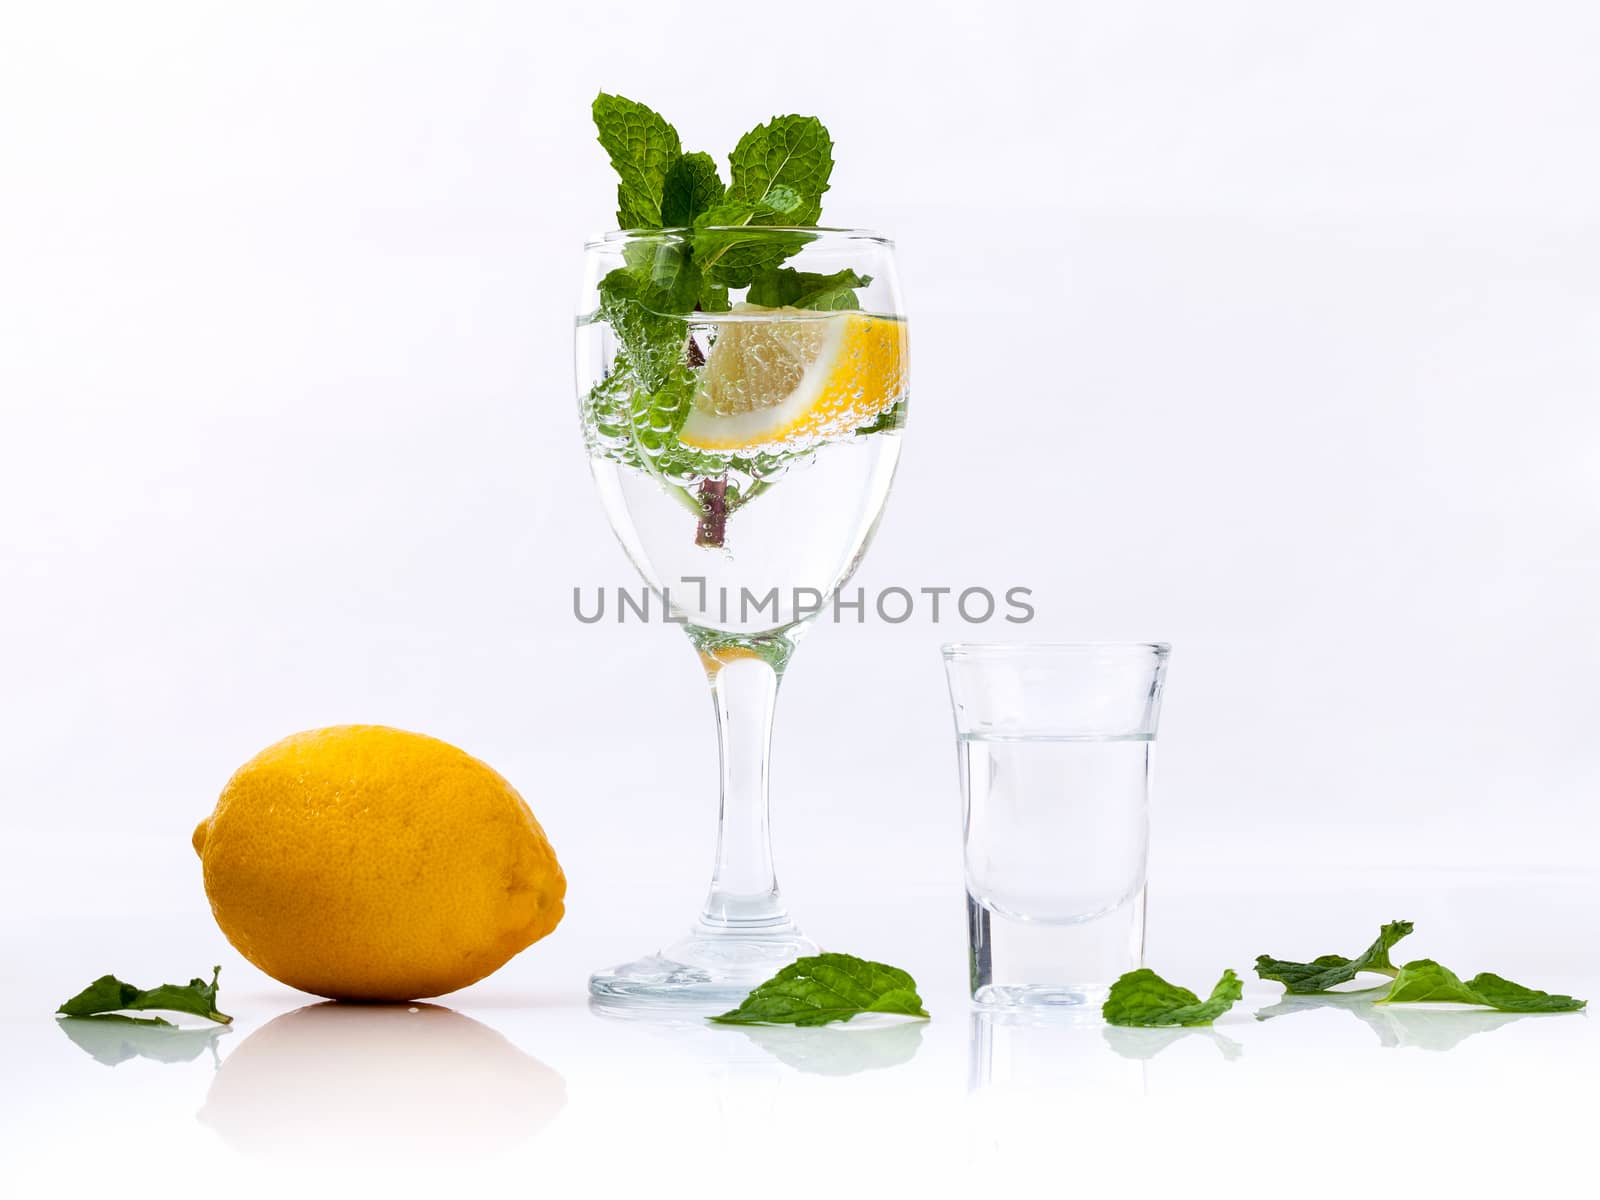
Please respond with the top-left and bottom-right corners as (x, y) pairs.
(679, 304), (907, 453)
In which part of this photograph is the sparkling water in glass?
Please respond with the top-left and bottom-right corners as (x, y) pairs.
(942, 643), (1170, 1009)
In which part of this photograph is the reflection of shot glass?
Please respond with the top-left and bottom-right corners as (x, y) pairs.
(968, 1010), (1143, 1095)
(942, 643), (1170, 1009)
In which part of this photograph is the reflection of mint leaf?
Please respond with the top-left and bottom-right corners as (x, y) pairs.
(661, 152), (725, 227)
(1103, 968), (1242, 1027)
(748, 268), (871, 310)
(1380, 960), (1586, 1013)
(58, 1015), (229, 1067)
(710, 953), (930, 1027)
(1256, 920), (1414, 994)
(57, 966), (232, 1024)
(727, 114), (834, 224)
(592, 93), (682, 229)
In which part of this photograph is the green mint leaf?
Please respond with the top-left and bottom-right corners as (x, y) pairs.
(693, 115), (833, 287)
(699, 279), (731, 312)
(629, 365), (708, 464)
(691, 203), (812, 288)
(1380, 959), (1586, 1013)
(597, 268), (691, 391)
(854, 400), (905, 436)
(57, 966), (232, 1024)
(592, 92), (683, 229)
(759, 184), (804, 217)
(1103, 968), (1243, 1027)
(56, 975), (140, 1016)
(726, 114), (834, 225)
(710, 953), (930, 1027)
(616, 237), (701, 311)
(582, 354), (644, 468)
(661, 152), (726, 227)
(1464, 972), (1586, 1013)
(747, 268), (871, 311)
(1255, 920), (1414, 993)
(586, 354), (725, 493)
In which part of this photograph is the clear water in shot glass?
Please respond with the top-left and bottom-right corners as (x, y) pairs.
(943, 642), (1168, 1010)
(961, 732), (1149, 1007)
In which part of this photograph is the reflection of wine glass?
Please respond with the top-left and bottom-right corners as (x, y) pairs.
(575, 228), (908, 1007)
(198, 1003), (564, 1159)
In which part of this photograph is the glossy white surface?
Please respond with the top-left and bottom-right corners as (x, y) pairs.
(4, 859), (1593, 1196)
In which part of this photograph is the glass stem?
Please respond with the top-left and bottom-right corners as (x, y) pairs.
(696, 638), (794, 932)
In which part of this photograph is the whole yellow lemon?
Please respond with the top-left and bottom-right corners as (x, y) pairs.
(192, 725), (565, 1002)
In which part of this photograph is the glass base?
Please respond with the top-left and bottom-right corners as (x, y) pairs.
(967, 887), (1145, 1009)
(589, 922), (818, 1010)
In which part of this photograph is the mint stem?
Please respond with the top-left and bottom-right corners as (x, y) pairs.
(695, 477), (729, 547)
(685, 313), (727, 546)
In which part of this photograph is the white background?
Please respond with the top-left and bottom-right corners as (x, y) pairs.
(2, 2), (1597, 1194)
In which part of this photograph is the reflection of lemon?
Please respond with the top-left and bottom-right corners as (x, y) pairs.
(680, 305), (907, 452)
(199, 1003), (565, 1158)
(192, 726), (565, 1002)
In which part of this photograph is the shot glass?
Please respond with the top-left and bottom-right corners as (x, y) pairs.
(942, 642), (1170, 1009)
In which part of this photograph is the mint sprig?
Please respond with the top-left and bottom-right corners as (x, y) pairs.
(1103, 968), (1243, 1027)
(1255, 922), (1587, 1015)
(57, 966), (232, 1025)
(710, 953), (930, 1027)
(585, 94), (876, 549)
(1255, 920), (1413, 994)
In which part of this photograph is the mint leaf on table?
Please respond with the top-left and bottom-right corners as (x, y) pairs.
(1103, 968), (1243, 1027)
(661, 151), (726, 227)
(747, 268), (871, 310)
(1255, 920), (1414, 993)
(57, 966), (232, 1024)
(710, 953), (930, 1027)
(592, 92), (682, 229)
(1380, 960), (1586, 1013)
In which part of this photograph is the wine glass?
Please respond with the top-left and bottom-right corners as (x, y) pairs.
(574, 227), (908, 1007)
